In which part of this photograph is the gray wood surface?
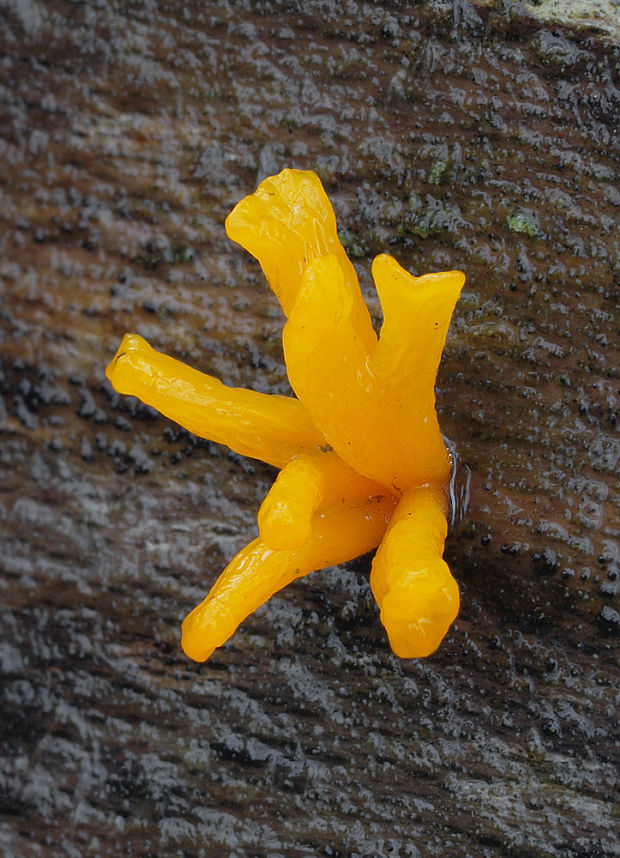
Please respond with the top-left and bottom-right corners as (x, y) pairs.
(0, 2), (617, 856)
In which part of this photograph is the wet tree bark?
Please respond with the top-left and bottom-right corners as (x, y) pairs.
(0, 2), (618, 856)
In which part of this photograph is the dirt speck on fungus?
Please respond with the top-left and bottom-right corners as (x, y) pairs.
(0, 2), (618, 857)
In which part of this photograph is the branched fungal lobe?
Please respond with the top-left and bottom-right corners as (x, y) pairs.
(106, 169), (465, 662)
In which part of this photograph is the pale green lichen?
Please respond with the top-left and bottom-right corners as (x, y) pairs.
(507, 212), (539, 238)
(428, 160), (447, 185)
(515, 0), (619, 37)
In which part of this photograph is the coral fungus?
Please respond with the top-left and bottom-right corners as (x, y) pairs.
(106, 169), (465, 661)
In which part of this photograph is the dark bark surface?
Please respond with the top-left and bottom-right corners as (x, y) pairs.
(0, 2), (618, 856)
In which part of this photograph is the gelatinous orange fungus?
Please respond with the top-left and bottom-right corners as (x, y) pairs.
(105, 169), (465, 661)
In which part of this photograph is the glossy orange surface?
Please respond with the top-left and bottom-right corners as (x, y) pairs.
(106, 169), (464, 660)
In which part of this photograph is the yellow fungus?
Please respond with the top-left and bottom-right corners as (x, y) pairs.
(257, 449), (388, 551)
(225, 168), (376, 351)
(370, 486), (459, 658)
(283, 253), (463, 492)
(105, 169), (465, 662)
(106, 333), (323, 469)
(182, 493), (397, 662)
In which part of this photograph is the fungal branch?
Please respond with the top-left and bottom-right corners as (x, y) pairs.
(106, 169), (465, 662)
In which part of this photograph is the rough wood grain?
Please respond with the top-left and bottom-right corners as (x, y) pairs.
(0, 2), (618, 856)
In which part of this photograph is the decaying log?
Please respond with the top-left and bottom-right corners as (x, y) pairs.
(0, 2), (617, 856)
